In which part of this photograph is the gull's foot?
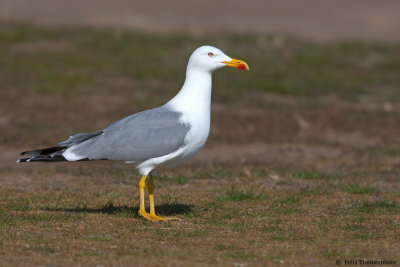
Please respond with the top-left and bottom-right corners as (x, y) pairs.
(138, 209), (181, 222)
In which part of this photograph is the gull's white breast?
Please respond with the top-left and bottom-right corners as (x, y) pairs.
(179, 104), (211, 160)
(135, 103), (210, 175)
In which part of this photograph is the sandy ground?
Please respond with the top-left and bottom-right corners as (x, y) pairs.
(1, 0), (400, 42)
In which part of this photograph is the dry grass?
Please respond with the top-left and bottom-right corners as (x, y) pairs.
(1, 164), (399, 266)
(0, 25), (400, 266)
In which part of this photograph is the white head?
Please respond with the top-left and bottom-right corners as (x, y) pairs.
(187, 45), (249, 73)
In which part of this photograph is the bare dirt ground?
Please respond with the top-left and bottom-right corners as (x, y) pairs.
(1, 0), (400, 42)
(1, 26), (400, 266)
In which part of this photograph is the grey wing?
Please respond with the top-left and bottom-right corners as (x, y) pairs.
(59, 130), (103, 146)
(67, 107), (190, 162)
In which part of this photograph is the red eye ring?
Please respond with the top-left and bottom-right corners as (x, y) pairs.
(208, 52), (214, 57)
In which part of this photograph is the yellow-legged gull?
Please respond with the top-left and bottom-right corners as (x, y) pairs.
(18, 45), (249, 221)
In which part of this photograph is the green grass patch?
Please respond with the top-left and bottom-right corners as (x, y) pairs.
(343, 220), (381, 241)
(274, 207), (302, 215)
(353, 232), (379, 240)
(218, 187), (266, 202)
(174, 176), (187, 185)
(361, 146), (400, 157)
(341, 184), (380, 194)
(387, 222), (400, 230)
(271, 196), (302, 214)
(0, 209), (82, 226)
(278, 196), (300, 205)
(299, 186), (331, 196)
(6, 201), (35, 212)
(344, 200), (399, 214)
(185, 229), (209, 238)
(157, 174), (188, 184)
(230, 223), (245, 232)
(344, 224), (365, 231)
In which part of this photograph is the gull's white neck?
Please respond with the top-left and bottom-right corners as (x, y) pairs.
(167, 67), (212, 112)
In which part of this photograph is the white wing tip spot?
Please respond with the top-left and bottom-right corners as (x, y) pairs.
(63, 150), (82, 161)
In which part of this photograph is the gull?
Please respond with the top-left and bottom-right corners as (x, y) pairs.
(18, 46), (249, 221)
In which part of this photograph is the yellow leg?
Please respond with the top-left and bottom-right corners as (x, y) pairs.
(138, 175), (147, 214)
(148, 175), (156, 215)
(138, 175), (165, 221)
(137, 175), (181, 222)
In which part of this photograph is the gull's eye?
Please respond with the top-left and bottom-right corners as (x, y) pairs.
(208, 52), (214, 57)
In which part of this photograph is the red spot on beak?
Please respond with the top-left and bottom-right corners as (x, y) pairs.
(238, 64), (247, 70)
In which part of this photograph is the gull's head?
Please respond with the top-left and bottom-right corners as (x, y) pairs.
(188, 45), (249, 73)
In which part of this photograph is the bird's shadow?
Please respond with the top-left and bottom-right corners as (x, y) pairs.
(43, 203), (193, 217)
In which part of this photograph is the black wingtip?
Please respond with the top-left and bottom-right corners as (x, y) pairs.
(19, 146), (67, 157)
(17, 158), (30, 163)
(18, 155), (68, 163)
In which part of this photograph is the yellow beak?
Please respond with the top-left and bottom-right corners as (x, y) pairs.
(222, 58), (249, 70)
